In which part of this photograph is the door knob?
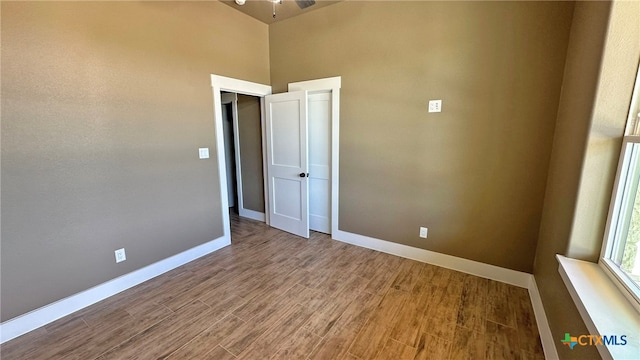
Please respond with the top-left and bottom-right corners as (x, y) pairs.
(299, 173), (309, 177)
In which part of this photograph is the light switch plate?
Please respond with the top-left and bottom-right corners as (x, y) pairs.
(114, 248), (126, 263)
(199, 148), (209, 159)
(428, 100), (442, 113)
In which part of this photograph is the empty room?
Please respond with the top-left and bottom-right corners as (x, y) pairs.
(1, 1), (639, 359)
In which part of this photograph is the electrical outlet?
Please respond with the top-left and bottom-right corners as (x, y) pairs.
(199, 148), (209, 159)
(419, 227), (428, 238)
(428, 100), (442, 113)
(114, 248), (126, 263)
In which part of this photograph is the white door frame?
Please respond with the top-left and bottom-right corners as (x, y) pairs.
(210, 75), (272, 240)
(211, 74), (341, 239)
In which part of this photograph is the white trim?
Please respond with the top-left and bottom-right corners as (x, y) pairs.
(211, 75), (271, 97)
(260, 97), (270, 225)
(239, 209), (266, 222)
(332, 229), (531, 288)
(528, 277), (559, 360)
(231, 98), (245, 216)
(288, 76), (341, 92)
(0, 236), (230, 344)
(211, 75), (272, 238)
(557, 255), (640, 360)
(288, 77), (341, 236)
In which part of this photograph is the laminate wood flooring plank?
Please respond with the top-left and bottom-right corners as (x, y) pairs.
(121, 270), (199, 315)
(485, 341), (522, 360)
(413, 332), (451, 360)
(97, 300), (218, 360)
(14, 302), (173, 360)
(348, 320), (392, 360)
(230, 284), (294, 321)
(305, 297), (351, 337)
(389, 286), (430, 347)
(2, 316), (89, 360)
(375, 338), (416, 360)
(486, 280), (517, 328)
(520, 349), (545, 360)
(420, 269), (465, 340)
(513, 287), (544, 356)
(351, 248), (384, 279)
(74, 304), (173, 360)
(236, 304), (314, 359)
(160, 266), (232, 311)
(349, 289), (408, 359)
(0, 327), (49, 360)
(391, 259), (424, 292)
(81, 307), (131, 329)
(411, 263), (439, 294)
(485, 320), (520, 358)
(309, 322), (361, 360)
(271, 324), (322, 360)
(457, 275), (488, 334)
(332, 290), (383, 333)
(53, 306), (172, 360)
(305, 275), (370, 337)
(368, 288), (409, 326)
(449, 326), (485, 360)
(220, 295), (299, 356)
(165, 315), (244, 359)
(364, 265), (399, 296)
(202, 345), (237, 360)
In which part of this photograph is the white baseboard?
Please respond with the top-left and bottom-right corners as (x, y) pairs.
(528, 277), (559, 360)
(0, 235), (231, 344)
(239, 209), (265, 222)
(332, 229), (532, 288)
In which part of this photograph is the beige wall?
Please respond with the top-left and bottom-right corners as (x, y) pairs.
(533, 2), (611, 358)
(535, 1), (640, 358)
(270, 1), (574, 272)
(567, 0), (640, 260)
(0, 1), (269, 321)
(237, 94), (265, 212)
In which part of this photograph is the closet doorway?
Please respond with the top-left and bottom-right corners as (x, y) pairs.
(211, 75), (341, 241)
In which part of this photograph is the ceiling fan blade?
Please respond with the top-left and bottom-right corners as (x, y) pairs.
(295, 0), (316, 9)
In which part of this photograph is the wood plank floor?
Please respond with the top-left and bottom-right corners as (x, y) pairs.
(1, 213), (544, 359)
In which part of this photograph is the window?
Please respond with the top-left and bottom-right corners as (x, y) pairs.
(602, 137), (640, 303)
(601, 65), (640, 310)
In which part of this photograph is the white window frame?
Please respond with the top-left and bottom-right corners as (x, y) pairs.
(600, 136), (640, 314)
(599, 64), (640, 315)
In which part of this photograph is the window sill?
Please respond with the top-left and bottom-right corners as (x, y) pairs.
(556, 255), (640, 359)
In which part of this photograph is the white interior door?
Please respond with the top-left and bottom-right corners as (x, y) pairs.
(265, 91), (309, 238)
(308, 93), (331, 233)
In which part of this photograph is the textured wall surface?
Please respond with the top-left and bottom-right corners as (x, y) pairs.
(535, 1), (640, 358)
(1, 1), (269, 321)
(270, 1), (574, 272)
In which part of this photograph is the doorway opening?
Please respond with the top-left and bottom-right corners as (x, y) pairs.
(210, 75), (341, 242)
(221, 91), (266, 221)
